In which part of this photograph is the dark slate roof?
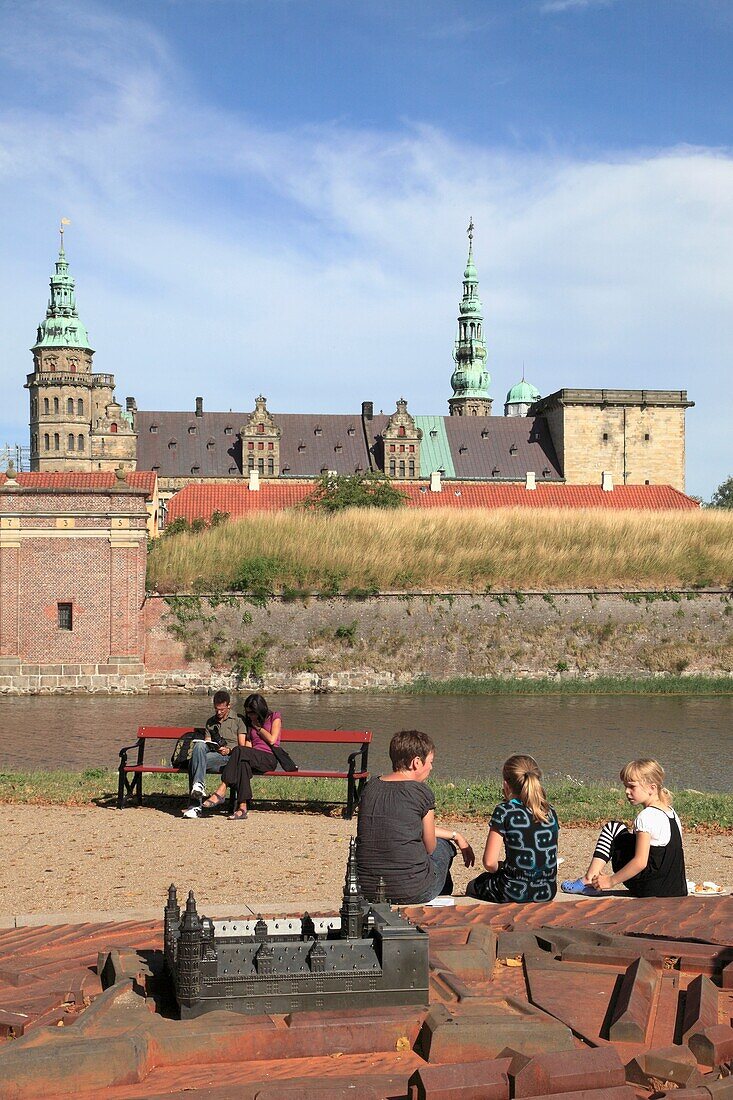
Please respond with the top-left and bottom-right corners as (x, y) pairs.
(135, 409), (561, 480)
(443, 416), (562, 480)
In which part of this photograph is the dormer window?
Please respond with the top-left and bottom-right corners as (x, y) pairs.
(152, 464), (160, 472)
(150, 424), (158, 433)
(207, 439), (215, 450)
(542, 467), (550, 478)
(228, 465), (237, 474)
(168, 438), (177, 449)
(282, 464), (291, 472)
(188, 425), (196, 435)
(347, 427), (356, 437)
(458, 445), (467, 454)
(481, 428), (489, 438)
(355, 464), (363, 473)
(492, 466), (500, 477)
(191, 465), (200, 474)
(257, 423), (264, 434)
(509, 444), (517, 456)
(397, 425), (406, 437)
(429, 429), (438, 439)
(314, 426), (322, 436)
(334, 442), (343, 453)
(320, 466), (328, 474)
(224, 425), (233, 435)
(298, 441), (306, 452)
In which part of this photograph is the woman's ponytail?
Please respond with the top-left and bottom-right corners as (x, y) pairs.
(503, 755), (551, 823)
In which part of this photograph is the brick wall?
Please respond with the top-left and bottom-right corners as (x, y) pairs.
(0, 482), (148, 689)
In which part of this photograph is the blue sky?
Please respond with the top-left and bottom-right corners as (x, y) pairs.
(0, 0), (731, 497)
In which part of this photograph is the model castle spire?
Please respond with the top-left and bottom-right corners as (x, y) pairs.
(449, 218), (492, 417)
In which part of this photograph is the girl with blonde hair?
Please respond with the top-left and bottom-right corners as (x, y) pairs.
(466, 755), (559, 904)
(562, 758), (686, 897)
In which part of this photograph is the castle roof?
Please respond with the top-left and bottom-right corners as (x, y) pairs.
(0, 471), (157, 496)
(166, 480), (699, 525)
(506, 379), (541, 404)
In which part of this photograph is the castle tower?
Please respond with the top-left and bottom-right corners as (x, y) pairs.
(177, 890), (203, 1001)
(505, 373), (541, 417)
(448, 220), (492, 417)
(340, 837), (364, 940)
(240, 395), (281, 477)
(25, 223), (136, 472)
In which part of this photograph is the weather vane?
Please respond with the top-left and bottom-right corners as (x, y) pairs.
(59, 217), (71, 249)
(467, 217), (474, 242)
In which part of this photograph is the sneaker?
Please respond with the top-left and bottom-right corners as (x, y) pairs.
(561, 877), (602, 896)
(191, 781), (206, 798)
(182, 805), (202, 819)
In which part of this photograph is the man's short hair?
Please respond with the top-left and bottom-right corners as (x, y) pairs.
(213, 689), (231, 706)
(389, 729), (435, 771)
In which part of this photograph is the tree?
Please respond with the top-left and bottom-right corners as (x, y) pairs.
(303, 471), (408, 513)
(709, 476), (733, 509)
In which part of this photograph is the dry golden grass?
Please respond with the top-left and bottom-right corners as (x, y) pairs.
(147, 507), (733, 593)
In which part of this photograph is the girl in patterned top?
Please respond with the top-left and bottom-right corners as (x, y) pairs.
(466, 755), (559, 904)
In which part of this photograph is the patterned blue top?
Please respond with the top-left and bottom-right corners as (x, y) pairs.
(471, 798), (559, 903)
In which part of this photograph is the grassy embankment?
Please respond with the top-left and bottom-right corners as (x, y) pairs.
(147, 508), (733, 593)
(402, 675), (733, 695)
(1, 769), (730, 829)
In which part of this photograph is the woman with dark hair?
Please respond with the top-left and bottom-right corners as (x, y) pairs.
(201, 693), (281, 820)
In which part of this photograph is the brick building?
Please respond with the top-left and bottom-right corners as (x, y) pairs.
(0, 466), (149, 693)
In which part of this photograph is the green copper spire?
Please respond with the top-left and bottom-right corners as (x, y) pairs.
(450, 219), (490, 406)
(32, 220), (92, 351)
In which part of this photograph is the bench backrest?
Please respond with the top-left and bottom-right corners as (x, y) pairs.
(136, 726), (372, 745)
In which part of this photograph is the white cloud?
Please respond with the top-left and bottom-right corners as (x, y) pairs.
(0, 0), (730, 498)
(539, 0), (615, 13)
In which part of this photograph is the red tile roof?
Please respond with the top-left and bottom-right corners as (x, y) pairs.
(166, 479), (699, 523)
(0, 471), (158, 497)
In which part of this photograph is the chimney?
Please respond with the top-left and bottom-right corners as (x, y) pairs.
(361, 401), (373, 422)
(525, 471), (536, 490)
(195, 397), (203, 418)
(430, 470), (442, 493)
(601, 471), (614, 491)
(126, 396), (137, 413)
(248, 469), (260, 491)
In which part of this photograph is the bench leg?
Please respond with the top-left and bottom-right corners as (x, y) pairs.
(345, 774), (356, 820)
(117, 767), (125, 809)
(136, 772), (143, 806)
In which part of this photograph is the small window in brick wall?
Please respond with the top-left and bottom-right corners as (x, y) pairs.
(58, 603), (73, 630)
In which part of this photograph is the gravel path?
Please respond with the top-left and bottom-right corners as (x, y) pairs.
(1, 804), (730, 918)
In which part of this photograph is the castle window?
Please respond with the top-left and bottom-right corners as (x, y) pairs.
(408, 460), (415, 476)
(207, 439), (215, 450)
(347, 427), (355, 437)
(54, 433), (60, 451)
(481, 428), (489, 438)
(645, 479), (650, 484)
(334, 442), (342, 453)
(224, 425), (233, 435)
(168, 438), (177, 449)
(257, 442), (264, 451)
(152, 464), (160, 472)
(314, 426), (322, 436)
(430, 429), (437, 439)
(282, 464), (291, 472)
(400, 444), (405, 453)
(298, 442), (306, 452)
(267, 458), (274, 475)
(399, 460), (406, 477)
(459, 445), (467, 454)
(542, 467), (550, 478)
(409, 444), (415, 453)
(602, 432), (608, 442)
(248, 441), (254, 450)
(389, 444), (395, 453)
(397, 425), (406, 437)
(258, 458), (264, 474)
(188, 425), (196, 434)
(150, 424), (158, 433)
(53, 397), (59, 414)
(389, 460), (396, 476)
(78, 435), (84, 451)
(67, 398), (74, 415)
(257, 423), (264, 434)
(268, 442), (274, 450)
(509, 444), (517, 456)
(247, 455), (254, 470)
(57, 603), (73, 631)
(44, 398), (49, 414)
(644, 433), (650, 442)
(44, 433), (49, 450)
(68, 434), (75, 451)
(354, 464), (363, 473)
(492, 466), (499, 477)
(110, 423), (118, 434)
(191, 465), (200, 474)
(77, 399), (83, 415)
(228, 465), (237, 474)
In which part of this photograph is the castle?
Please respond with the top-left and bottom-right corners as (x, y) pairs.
(27, 222), (693, 497)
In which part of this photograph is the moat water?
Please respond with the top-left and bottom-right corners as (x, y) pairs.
(0, 692), (731, 790)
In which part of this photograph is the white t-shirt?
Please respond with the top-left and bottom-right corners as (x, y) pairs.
(634, 807), (682, 847)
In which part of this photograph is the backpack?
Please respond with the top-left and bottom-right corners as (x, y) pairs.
(171, 730), (210, 768)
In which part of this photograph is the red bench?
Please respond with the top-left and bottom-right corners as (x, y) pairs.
(117, 726), (372, 818)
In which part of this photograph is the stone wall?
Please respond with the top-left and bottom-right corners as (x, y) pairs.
(141, 589), (733, 694)
(560, 404), (687, 490)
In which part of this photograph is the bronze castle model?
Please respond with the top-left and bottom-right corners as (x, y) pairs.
(165, 838), (429, 1018)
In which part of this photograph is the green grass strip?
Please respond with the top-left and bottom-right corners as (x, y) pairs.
(395, 674), (733, 696)
(0, 769), (730, 829)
